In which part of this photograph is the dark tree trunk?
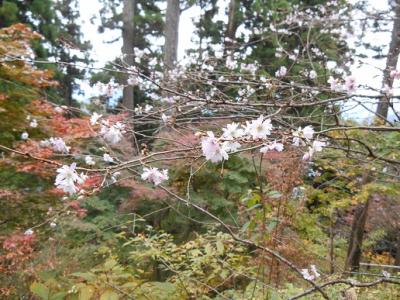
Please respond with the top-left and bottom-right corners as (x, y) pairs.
(376, 0), (400, 121)
(395, 236), (400, 266)
(345, 197), (371, 272)
(122, 0), (135, 111)
(345, 172), (373, 273)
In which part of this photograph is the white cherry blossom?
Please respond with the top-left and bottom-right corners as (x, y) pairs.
(90, 112), (102, 125)
(161, 114), (170, 124)
(345, 75), (356, 93)
(24, 228), (34, 236)
(328, 76), (341, 91)
(260, 141), (284, 153)
(21, 132), (29, 140)
(55, 163), (85, 195)
(309, 70), (317, 79)
(275, 66), (287, 77)
(85, 155), (95, 166)
(301, 265), (320, 281)
(144, 104), (153, 113)
(49, 137), (70, 153)
(222, 140), (241, 153)
(30, 119), (38, 128)
(293, 126), (314, 146)
(101, 122), (125, 144)
(244, 115), (273, 140)
(201, 131), (229, 163)
(141, 167), (169, 186)
(103, 153), (114, 163)
(222, 122), (244, 139)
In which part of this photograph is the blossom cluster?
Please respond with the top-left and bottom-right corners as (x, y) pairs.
(100, 121), (126, 144)
(328, 75), (357, 93)
(301, 265), (320, 281)
(55, 163), (86, 195)
(40, 137), (71, 153)
(141, 167), (169, 186)
(200, 116), (325, 163)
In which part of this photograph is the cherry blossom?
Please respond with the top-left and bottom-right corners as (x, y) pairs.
(55, 163), (85, 195)
(54, 106), (63, 113)
(24, 228), (34, 236)
(309, 70), (317, 79)
(382, 270), (391, 278)
(134, 106), (143, 115)
(49, 137), (70, 153)
(21, 132), (29, 140)
(85, 155), (95, 166)
(390, 69), (400, 79)
(312, 140), (326, 152)
(161, 114), (170, 124)
(141, 167), (169, 186)
(222, 122), (244, 139)
(344, 75), (356, 93)
(144, 104), (153, 113)
(90, 112), (102, 125)
(201, 131), (229, 163)
(222, 141), (241, 153)
(100, 122), (125, 144)
(275, 66), (287, 77)
(260, 141), (284, 153)
(327, 76), (342, 92)
(244, 115), (273, 140)
(302, 140), (326, 160)
(127, 75), (138, 86)
(30, 119), (38, 128)
(293, 126), (314, 146)
(103, 153), (114, 163)
(111, 171), (121, 183)
(301, 265), (320, 281)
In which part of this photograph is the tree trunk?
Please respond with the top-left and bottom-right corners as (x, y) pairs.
(164, 0), (180, 71)
(345, 173), (373, 273)
(345, 197), (371, 272)
(224, 0), (239, 55)
(395, 236), (400, 266)
(376, 0), (400, 121)
(122, 0), (135, 110)
(329, 210), (336, 274)
(162, 0), (180, 102)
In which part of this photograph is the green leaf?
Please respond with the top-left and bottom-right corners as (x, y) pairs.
(50, 292), (67, 300)
(30, 282), (50, 300)
(79, 285), (94, 300)
(100, 290), (119, 300)
(104, 259), (118, 270)
(71, 272), (96, 281)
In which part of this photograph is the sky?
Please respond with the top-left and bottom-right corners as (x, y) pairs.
(76, 0), (398, 122)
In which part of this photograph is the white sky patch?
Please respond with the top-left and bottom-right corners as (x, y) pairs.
(342, 0), (399, 122)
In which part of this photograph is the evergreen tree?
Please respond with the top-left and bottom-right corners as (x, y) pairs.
(0, 0), (91, 106)
(95, 0), (164, 107)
